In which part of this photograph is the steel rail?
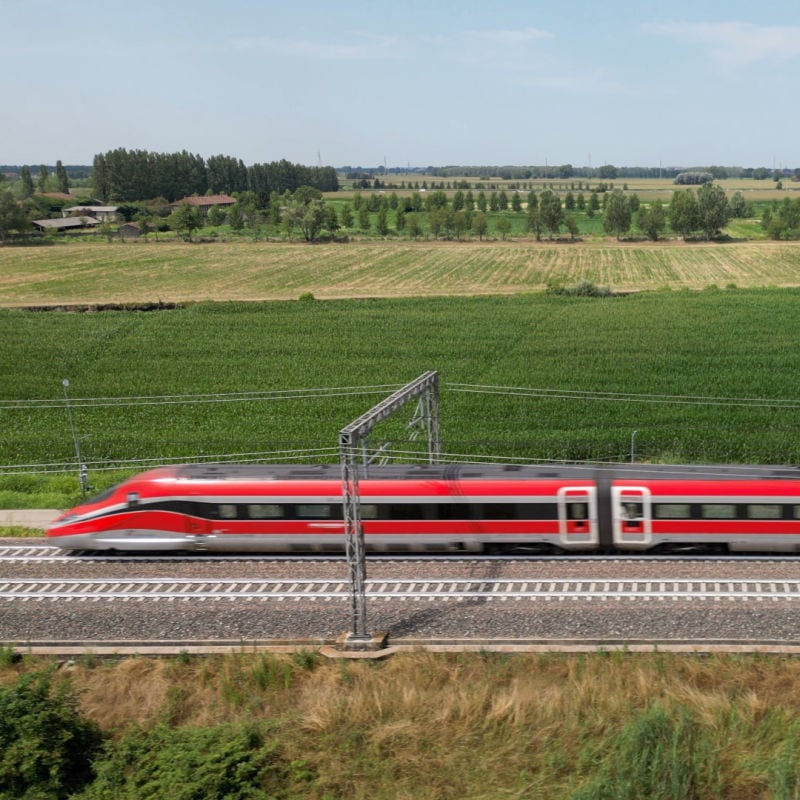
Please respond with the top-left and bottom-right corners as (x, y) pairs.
(4, 545), (800, 565)
(4, 577), (800, 601)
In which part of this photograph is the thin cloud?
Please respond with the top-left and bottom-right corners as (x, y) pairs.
(460, 27), (554, 46)
(230, 32), (399, 61)
(645, 21), (800, 70)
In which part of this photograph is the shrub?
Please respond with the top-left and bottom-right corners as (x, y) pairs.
(546, 280), (615, 297)
(77, 722), (295, 800)
(570, 704), (720, 799)
(0, 669), (103, 799)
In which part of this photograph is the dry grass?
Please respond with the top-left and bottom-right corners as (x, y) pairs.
(2, 239), (800, 307)
(3, 650), (799, 797)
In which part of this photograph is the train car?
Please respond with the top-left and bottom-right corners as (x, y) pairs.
(45, 462), (599, 553)
(45, 462), (800, 554)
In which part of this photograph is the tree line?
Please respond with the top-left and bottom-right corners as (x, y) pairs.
(164, 183), (762, 244)
(91, 150), (338, 203)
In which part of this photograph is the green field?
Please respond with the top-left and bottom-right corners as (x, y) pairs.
(3, 288), (800, 506)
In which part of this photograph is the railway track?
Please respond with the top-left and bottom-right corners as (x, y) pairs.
(4, 544), (800, 565)
(4, 577), (800, 602)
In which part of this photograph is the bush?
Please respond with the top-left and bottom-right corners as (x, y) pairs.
(570, 704), (721, 799)
(546, 280), (615, 297)
(76, 722), (296, 800)
(0, 669), (102, 799)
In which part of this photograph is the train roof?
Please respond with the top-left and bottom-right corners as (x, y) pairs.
(166, 462), (800, 483)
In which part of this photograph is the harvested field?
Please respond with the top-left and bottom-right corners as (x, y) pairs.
(2, 239), (800, 305)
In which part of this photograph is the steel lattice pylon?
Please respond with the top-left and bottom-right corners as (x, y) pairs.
(339, 371), (440, 646)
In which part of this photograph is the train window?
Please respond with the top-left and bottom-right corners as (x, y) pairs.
(360, 504), (378, 519)
(795, 507), (800, 520)
(622, 503), (643, 520)
(747, 504), (782, 519)
(218, 504), (238, 519)
(521, 503), (558, 520)
(655, 504), (691, 519)
(387, 503), (425, 520)
(297, 504), (332, 519)
(482, 503), (517, 520)
(247, 504), (282, 519)
(568, 503), (588, 520)
(701, 504), (737, 519)
(435, 503), (472, 520)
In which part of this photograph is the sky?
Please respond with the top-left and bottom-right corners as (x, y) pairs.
(3, 0), (799, 170)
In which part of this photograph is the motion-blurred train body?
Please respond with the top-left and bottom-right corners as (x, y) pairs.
(46, 462), (800, 554)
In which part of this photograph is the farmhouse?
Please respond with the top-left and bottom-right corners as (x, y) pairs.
(63, 205), (119, 221)
(169, 194), (236, 217)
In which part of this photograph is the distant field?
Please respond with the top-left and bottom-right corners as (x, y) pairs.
(2, 239), (800, 306)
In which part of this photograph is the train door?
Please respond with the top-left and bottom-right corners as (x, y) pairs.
(558, 486), (599, 548)
(184, 507), (211, 537)
(611, 486), (652, 549)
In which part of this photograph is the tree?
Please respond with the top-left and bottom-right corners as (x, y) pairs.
(538, 190), (563, 238)
(669, 189), (700, 240)
(728, 191), (751, 219)
(587, 191), (600, 218)
(405, 212), (422, 238)
(472, 211), (488, 240)
(0, 191), (30, 241)
(54, 160), (69, 194)
(207, 205), (225, 227)
(376, 205), (389, 236)
(452, 210), (469, 240)
(324, 204), (340, 235)
(227, 203), (245, 231)
(696, 182), (729, 240)
(134, 209), (153, 240)
(19, 166), (34, 199)
(565, 214), (579, 240)
(357, 204), (370, 231)
(340, 203), (354, 228)
(299, 200), (326, 241)
(168, 203), (202, 240)
(37, 164), (49, 193)
(525, 207), (542, 240)
(495, 215), (512, 240)
(636, 200), (666, 241)
(762, 198), (800, 240)
(429, 207), (445, 239)
(603, 189), (632, 240)
(511, 191), (522, 212)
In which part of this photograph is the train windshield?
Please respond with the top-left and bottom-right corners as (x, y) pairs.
(81, 482), (125, 506)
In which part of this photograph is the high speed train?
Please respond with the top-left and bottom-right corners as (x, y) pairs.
(45, 461), (800, 554)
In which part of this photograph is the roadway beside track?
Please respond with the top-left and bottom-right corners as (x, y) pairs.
(0, 510), (60, 529)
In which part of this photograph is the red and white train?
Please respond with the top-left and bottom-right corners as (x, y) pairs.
(45, 462), (800, 554)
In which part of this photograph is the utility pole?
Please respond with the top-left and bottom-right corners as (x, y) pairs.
(338, 371), (440, 650)
(62, 379), (89, 497)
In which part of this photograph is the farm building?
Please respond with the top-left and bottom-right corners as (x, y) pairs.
(117, 222), (144, 239)
(169, 194), (236, 217)
(63, 205), (118, 221)
(32, 217), (102, 232)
